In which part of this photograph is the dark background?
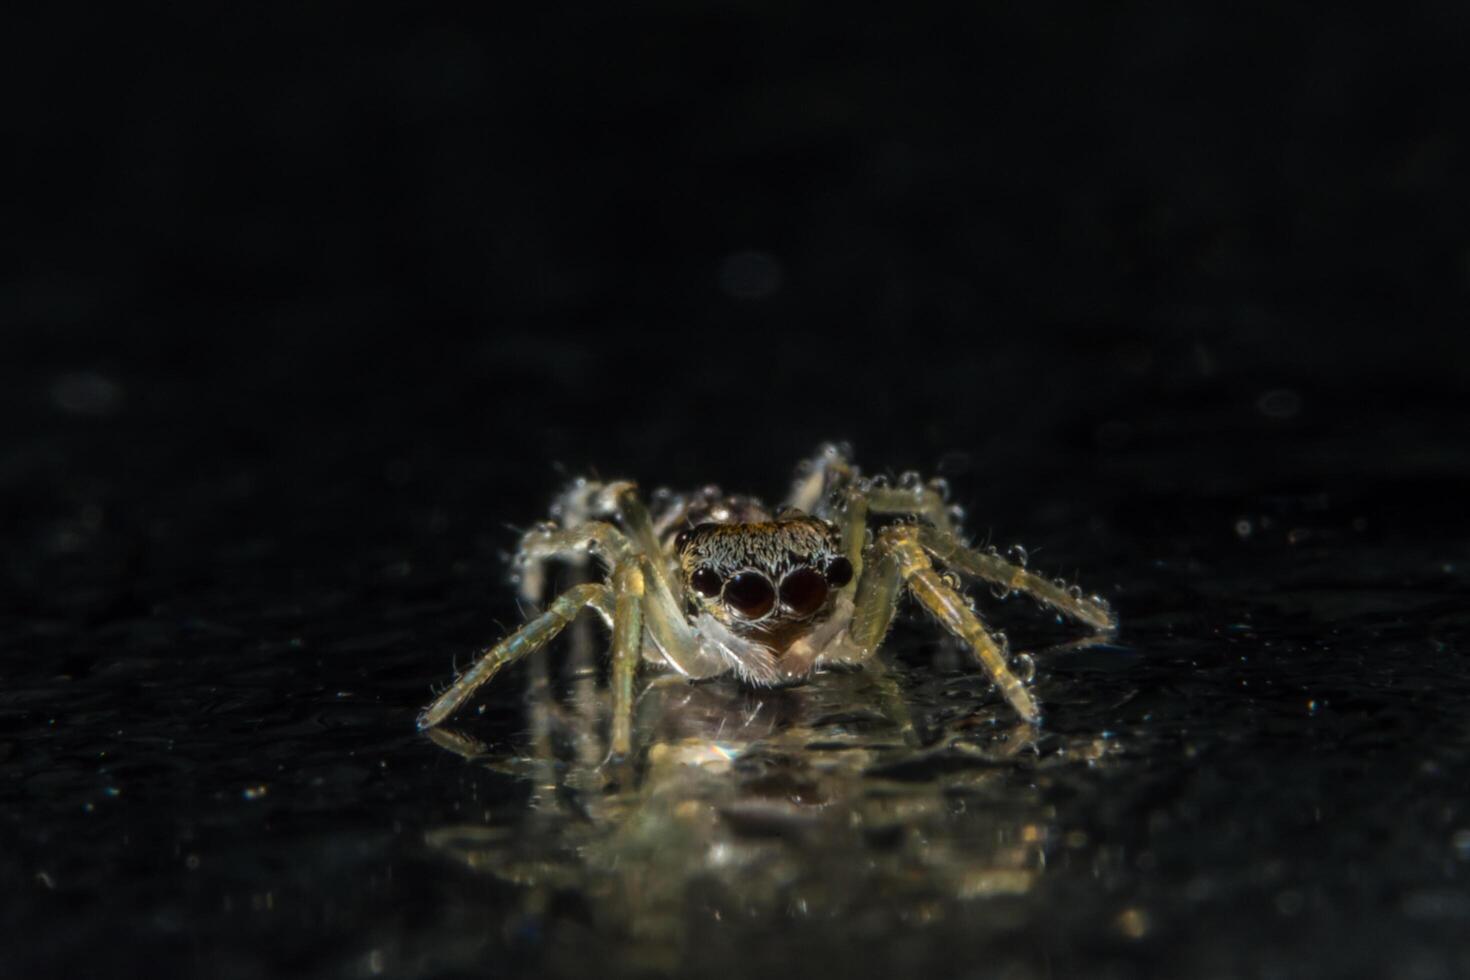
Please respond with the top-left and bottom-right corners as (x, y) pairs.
(4, 4), (1469, 979)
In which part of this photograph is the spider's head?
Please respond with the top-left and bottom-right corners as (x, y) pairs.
(674, 516), (854, 651)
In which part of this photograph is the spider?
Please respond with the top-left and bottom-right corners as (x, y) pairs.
(417, 444), (1116, 752)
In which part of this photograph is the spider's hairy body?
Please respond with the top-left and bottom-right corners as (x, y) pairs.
(418, 445), (1117, 748)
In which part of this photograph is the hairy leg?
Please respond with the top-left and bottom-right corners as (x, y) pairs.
(785, 442), (856, 515)
(835, 545), (902, 663)
(861, 484), (959, 536)
(417, 582), (616, 730)
(608, 562), (644, 756)
(880, 528), (1042, 724)
(915, 525), (1116, 632)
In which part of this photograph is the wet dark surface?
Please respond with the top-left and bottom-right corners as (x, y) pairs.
(5, 5), (1470, 979)
(5, 366), (1468, 979)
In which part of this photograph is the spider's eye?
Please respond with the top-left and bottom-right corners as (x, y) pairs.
(723, 571), (776, 620)
(690, 566), (723, 597)
(779, 567), (828, 616)
(824, 556), (853, 588)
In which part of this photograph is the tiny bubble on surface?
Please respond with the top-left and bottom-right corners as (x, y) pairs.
(1014, 652), (1036, 683)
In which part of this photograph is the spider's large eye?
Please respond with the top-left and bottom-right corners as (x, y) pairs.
(690, 567), (723, 597)
(723, 571), (776, 620)
(824, 556), (853, 588)
(780, 567), (828, 616)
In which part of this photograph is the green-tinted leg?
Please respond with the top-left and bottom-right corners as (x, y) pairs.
(843, 545), (902, 661)
(608, 562), (645, 757)
(836, 487), (870, 606)
(612, 485), (727, 679)
(863, 485), (958, 536)
(417, 583), (615, 730)
(883, 529), (1041, 724)
(785, 442), (855, 515)
(915, 525), (1116, 631)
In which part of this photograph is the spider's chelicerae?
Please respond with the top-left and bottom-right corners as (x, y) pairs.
(418, 445), (1116, 750)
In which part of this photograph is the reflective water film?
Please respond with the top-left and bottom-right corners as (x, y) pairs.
(7, 431), (1469, 980)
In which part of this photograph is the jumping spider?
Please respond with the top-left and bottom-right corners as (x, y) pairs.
(418, 444), (1116, 751)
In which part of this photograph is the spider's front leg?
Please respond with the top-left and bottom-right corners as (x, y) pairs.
(874, 526), (1043, 723)
(417, 581), (617, 730)
(829, 523), (1034, 721)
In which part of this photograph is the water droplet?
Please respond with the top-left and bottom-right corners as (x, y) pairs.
(990, 582), (1012, 600)
(1013, 652), (1036, 683)
(927, 477), (951, 500)
(1006, 544), (1029, 567)
(941, 572), (963, 591)
(1234, 518), (1253, 538)
(1068, 584), (1084, 600)
(869, 475), (890, 489)
(898, 470), (923, 490)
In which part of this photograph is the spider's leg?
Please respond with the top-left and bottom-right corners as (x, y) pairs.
(515, 520), (635, 763)
(608, 561), (644, 757)
(915, 525), (1116, 632)
(516, 521), (634, 584)
(609, 485), (728, 679)
(880, 528), (1042, 724)
(861, 483), (959, 536)
(864, 655), (922, 747)
(829, 478), (955, 603)
(785, 441), (856, 515)
(417, 582), (616, 730)
(840, 545), (902, 662)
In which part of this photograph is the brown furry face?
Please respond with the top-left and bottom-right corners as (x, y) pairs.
(674, 517), (853, 644)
